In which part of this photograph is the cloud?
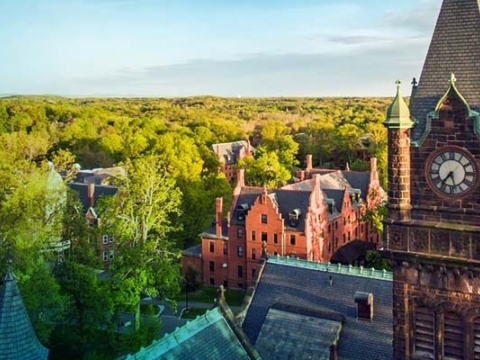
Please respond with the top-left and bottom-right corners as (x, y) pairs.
(381, 1), (440, 34)
(64, 37), (428, 97)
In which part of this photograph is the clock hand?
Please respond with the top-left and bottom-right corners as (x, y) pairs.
(442, 171), (454, 185)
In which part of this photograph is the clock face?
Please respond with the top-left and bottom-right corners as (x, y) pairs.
(426, 147), (478, 197)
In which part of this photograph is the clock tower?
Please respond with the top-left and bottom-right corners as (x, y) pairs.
(384, 0), (480, 359)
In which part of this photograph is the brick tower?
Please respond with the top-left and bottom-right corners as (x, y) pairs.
(383, 1), (480, 359)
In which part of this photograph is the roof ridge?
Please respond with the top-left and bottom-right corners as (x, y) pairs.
(268, 255), (393, 281)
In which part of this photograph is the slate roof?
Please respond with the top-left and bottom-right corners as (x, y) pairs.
(68, 182), (118, 213)
(254, 307), (342, 360)
(0, 268), (49, 360)
(282, 170), (370, 202)
(182, 244), (202, 257)
(411, 0), (480, 140)
(212, 140), (253, 165)
(242, 257), (393, 360)
(126, 307), (253, 360)
(200, 220), (229, 239)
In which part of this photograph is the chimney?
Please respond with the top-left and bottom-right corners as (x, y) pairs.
(233, 169), (245, 196)
(312, 174), (321, 192)
(216, 197), (223, 237)
(87, 183), (95, 207)
(246, 138), (251, 155)
(354, 291), (374, 320)
(306, 154), (313, 171)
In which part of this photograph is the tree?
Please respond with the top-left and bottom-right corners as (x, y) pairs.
(237, 147), (291, 188)
(98, 156), (183, 330)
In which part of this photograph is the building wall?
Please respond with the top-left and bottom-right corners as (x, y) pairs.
(202, 237), (229, 287)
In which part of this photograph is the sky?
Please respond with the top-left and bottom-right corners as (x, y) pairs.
(0, 0), (441, 97)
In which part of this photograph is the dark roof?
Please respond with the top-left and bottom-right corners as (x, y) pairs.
(323, 189), (345, 213)
(68, 183), (118, 213)
(126, 307), (252, 360)
(242, 257), (393, 360)
(212, 141), (253, 165)
(0, 268), (49, 360)
(272, 190), (310, 231)
(200, 220), (229, 239)
(411, 0), (480, 140)
(230, 188), (263, 225)
(182, 244), (202, 257)
(331, 239), (376, 265)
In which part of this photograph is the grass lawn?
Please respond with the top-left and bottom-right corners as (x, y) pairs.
(180, 307), (207, 320)
(179, 286), (246, 306)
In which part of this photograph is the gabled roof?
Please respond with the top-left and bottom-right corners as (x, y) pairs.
(411, 0), (480, 140)
(242, 257), (393, 360)
(126, 307), (255, 360)
(0, 268), (49, 360)
(68, 183), (118, 213)
(212, 140), (254, 165)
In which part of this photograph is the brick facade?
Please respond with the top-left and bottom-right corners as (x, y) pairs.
(384, 2), (480, 355)
(184, 157), (383, 289)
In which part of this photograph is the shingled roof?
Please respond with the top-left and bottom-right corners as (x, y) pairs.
(126, 306), (259, 360)
(242, 257), (393, 360)
(68, 183), (118, 213)
(411, 0), (480, 140)
(0, 268), (49, 360)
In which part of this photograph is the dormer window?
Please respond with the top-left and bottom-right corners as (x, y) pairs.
(236, 203), (249, 221)
(289, 208), (301, 227)
(326, 199), (335, 214)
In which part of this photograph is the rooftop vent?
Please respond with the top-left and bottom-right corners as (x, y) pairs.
(354, 291), (374, 320)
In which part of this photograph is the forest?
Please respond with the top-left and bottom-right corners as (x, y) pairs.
(0, 95), (391, 358)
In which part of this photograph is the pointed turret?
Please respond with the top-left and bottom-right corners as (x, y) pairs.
(383, 82), (414, 222)
(384, 81), (414, 129)
(0, 268), (49, 360)
(411, 0), (480, 140)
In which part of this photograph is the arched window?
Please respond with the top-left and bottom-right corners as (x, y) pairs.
(414, 306), (435, 359)
(443, 311), (464, 360)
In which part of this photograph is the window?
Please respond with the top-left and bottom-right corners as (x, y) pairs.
(102, 235), (109, 245)
(328, 224), (331, 233)
(261, 214), (267, 224)
(273, 233), (278, 244)
(109, 235), (115, 243)
(237, 228), (243, 238)
(290, 235), (296, 246)
(223, 243), (228, 255)
(343, 234), (346, 244)
(414, 307), (435, 359)
(238, 266), (243, 278)
(252, 248), (256, 260)
(237, 246), (243, 257)
(209, 242), (215, 253)
(209, 261), (215, 272)
(251, 231), (256, 241)
(103, 251), (108, 262)
(210, 278), (215, 285)
(474, 317), (480, 359)
(252, 268), (256, 278)
(109, 250), (114, 260)
(335, 222), (338, 230)
(261, 232), (268, 242)
(444, 312), (464, 360)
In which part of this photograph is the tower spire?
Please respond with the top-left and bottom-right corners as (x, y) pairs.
(0, 267), (49, 359)
(410, 0), (480, 140)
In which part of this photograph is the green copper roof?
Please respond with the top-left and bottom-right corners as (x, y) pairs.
(383, 81), (414, 129)
(268, 255), (393, 281)
(126, 307), (254, 360)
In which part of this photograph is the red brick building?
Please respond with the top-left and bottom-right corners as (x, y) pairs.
(183, 157), (383, 288)
(211, 140), (254, 183)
